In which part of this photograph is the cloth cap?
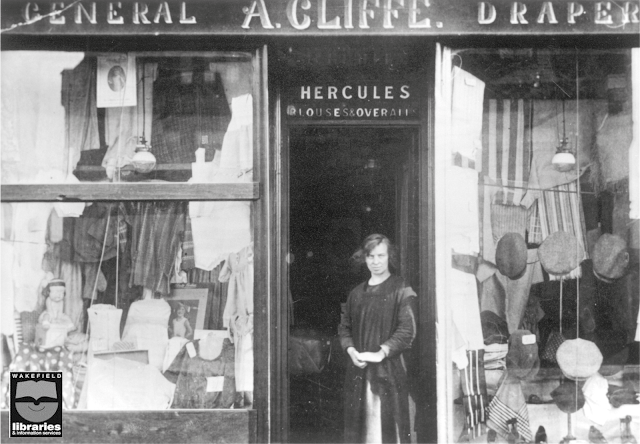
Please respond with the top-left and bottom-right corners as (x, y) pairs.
(556, 338), (603, 381)
(551, 380), (585, 413)
(592, 233), (629, 280)
(495, 233), (527, 279)
(538, 231), (579, 276)
(506, 330), (540, 380)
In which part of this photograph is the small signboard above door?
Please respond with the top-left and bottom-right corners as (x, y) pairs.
(286, 82), (420, 120)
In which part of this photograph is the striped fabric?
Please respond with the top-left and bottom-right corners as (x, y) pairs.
(535, 181), (588, 280)
(486, 373), (533, 442)
(459, 349), (488, 438)
(482, 99), (532, 206)
(180, 215), (195, 271)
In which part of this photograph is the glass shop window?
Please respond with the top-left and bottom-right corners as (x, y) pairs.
(442, 48), (639, 443)
(1, 52), (256, 410)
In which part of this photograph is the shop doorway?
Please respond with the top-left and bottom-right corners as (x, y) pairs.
(287, 126), (420, 443)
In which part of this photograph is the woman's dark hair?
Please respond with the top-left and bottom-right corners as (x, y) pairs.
(350, 233), (399, 271)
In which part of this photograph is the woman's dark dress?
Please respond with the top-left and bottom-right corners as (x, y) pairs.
(338, 275), (417, 443)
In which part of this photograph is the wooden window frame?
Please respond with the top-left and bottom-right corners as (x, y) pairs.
(0, 45), (271, 444)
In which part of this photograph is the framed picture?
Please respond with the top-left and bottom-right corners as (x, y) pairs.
(97, 54), (137, 108)
(165, 287), (208, 335)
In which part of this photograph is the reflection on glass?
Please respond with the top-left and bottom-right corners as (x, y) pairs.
(445, 48), (638, 443)
(1, 52), (253, 184)
(1, 200), (254, 410)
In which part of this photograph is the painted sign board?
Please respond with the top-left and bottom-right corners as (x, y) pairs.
(286, 82), (419, 120)
(1, 0), (638, 35)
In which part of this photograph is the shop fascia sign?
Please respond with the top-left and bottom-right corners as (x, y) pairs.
(2, 0), (638, 34)
(287, 83), (419, 120)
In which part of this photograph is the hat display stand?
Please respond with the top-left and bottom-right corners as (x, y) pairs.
(558, 413), (576, 444)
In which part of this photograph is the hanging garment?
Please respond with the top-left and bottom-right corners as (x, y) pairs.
(188, 94), (253, 271)
(450, 67), (485, 167)
(180, 215), (195, 271)
(163, 338), (236, 409)
(126, 201), (186, 296)
(61, 203), (121, 263)
(220, 245), (254, 392)
(451, 268), (485, 351)
(219, 93), (253, 171)
(482, 99), (533, 207)
(459, 349), (488, 439)
(61, 57), (100, 155)
(152, 65), (231, 164)
(447, 166), (481, 255)
(534, 181), (588, 280)
(490, 204), (530, 243)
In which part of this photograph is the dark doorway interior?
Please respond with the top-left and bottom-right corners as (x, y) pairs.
(288, 126), (416, 443)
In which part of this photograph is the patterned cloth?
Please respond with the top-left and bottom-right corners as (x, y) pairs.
(535, 181), (588, 280)
(126, 202), (187, 296)
(1, 345), (78, 409)
(482, 99), (533, 207)
(487, 373), (533, 442)
(459, 349), (488, 439)
(151, 66), (231, 164)
(180, 215), (195, 271)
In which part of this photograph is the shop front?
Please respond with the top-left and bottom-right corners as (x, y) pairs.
(1, 1), (638, 443)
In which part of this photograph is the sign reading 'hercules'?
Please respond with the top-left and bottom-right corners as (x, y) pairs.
(287, 83), (419, 120)
(1, 0), (638, 35)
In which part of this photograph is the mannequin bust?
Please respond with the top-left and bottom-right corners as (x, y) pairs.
(36, 279), (75, 349)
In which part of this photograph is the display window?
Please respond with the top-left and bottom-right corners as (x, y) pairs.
(1, 51), (258, 411)
(435, 46), (639, 443)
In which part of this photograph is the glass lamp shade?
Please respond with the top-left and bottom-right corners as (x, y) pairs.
(131, 144), (156, 173)
(552, 151), (576, 172)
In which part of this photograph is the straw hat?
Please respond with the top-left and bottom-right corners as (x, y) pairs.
(538, 231), (579, 275)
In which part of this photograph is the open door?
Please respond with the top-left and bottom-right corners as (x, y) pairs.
(286, 126), (422, 443)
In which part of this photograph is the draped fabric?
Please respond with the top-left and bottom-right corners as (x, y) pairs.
(163, 338), (236, 409)
(338, 275), (417, 443)
(535, 181), (588, 280)
(126, 202), (187, 296)
(459, 349), (488, 439)
(482, 99), (533, 207)
(61, 58), (100, 156)
(220, 245), (253, 392)
(486, 373), (533, 442)
(152, 64), (231, 163)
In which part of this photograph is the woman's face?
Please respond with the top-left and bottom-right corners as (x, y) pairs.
(177, 307), (185, 317)
(365, 242), (390, 277)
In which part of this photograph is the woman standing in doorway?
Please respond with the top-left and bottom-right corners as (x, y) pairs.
(338, 234), (417, 443)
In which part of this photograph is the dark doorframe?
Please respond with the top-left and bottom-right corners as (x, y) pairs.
(268, 42), (437, 444)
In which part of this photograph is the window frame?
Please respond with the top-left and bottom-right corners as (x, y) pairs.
(0, 45), (270, 444)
